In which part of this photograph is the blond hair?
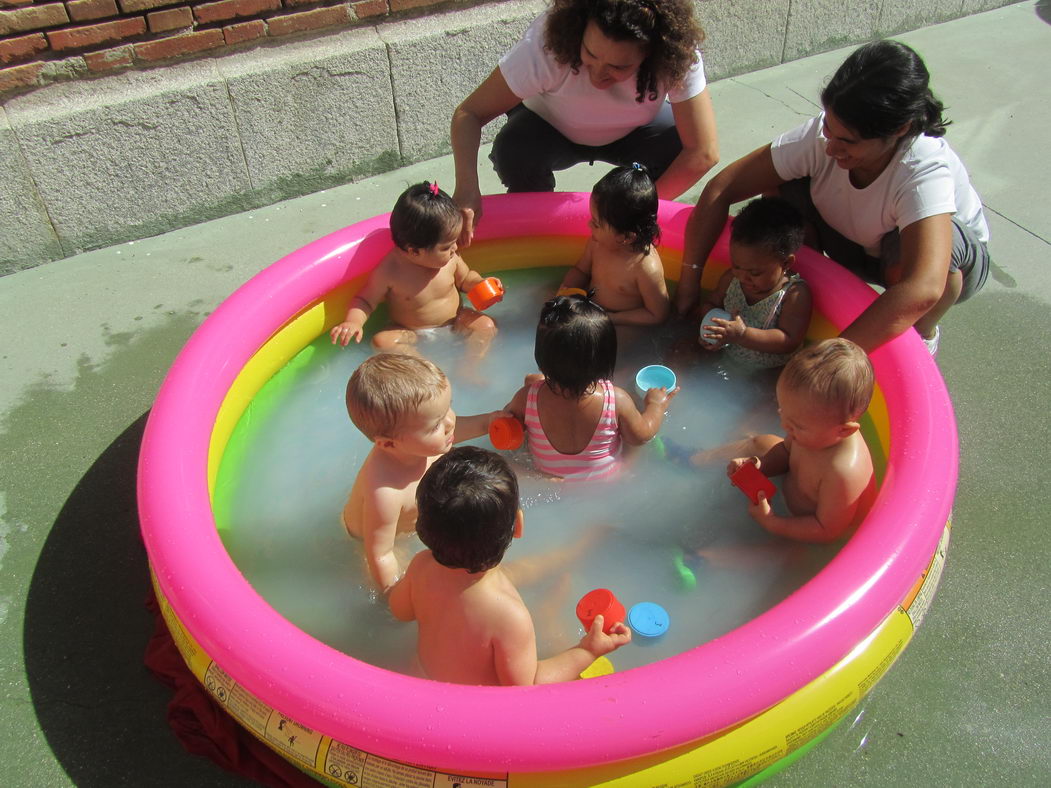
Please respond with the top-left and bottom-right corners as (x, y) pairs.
(345, 353), (448, 439)
(779, 338), (874, 423)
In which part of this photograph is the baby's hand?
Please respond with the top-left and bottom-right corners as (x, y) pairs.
(698, 320), (726, 349)
(486, 409), (517, 428)
(330, 321), (363, 346)
(726, 455), (761, 478)
(710, 314), (746, 345)
(644, 386), (680, 408)
(580, 615), (632, 657)
(748, 490), (773, 523)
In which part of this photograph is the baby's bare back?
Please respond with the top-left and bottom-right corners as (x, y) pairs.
(589, 251), (648, 312)
(414, 561), (528, 685)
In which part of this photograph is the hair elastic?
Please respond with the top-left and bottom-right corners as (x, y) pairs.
(556, 287), (589, 298)
(429, 182), (439, 196)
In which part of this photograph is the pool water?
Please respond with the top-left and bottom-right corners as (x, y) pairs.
(214, 267), (837, 675)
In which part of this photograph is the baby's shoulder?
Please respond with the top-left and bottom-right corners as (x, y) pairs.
(371, 248), (403, 275)
(828, 434), (873, 478)
(636, 248), (666, 276)
(485, 578), (533, 635)
(364, 451), (421, 497)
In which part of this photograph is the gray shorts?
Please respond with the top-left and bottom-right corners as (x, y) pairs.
(779, 178), (990, 302)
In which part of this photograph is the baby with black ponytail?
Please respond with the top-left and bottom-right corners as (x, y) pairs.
(503, 293), (677, 481)
(558, 164), (671, 326)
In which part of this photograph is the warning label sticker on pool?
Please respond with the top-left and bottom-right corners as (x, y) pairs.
(901, 523), (950, 629)
(198, 659), (509, 788)
(322, 741), (507, 788)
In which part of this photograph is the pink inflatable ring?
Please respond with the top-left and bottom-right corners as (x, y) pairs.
(138, 193), (955, 786)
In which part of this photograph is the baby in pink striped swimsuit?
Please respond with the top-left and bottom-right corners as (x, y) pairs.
(504, 294), (677, 481)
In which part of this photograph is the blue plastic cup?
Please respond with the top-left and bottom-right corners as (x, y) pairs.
(635, 365), (676, 397)
(628, 602), (670, 644)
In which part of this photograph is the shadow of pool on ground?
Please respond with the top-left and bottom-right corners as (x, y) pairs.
(22, 414), (255, 787)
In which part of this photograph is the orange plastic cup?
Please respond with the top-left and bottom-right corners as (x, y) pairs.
(576, 589), (626, 634)
(489, 417), (524, 450)
(467, 277), (504, 310)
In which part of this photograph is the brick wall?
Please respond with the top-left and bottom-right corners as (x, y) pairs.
(0, 0), (464, 96)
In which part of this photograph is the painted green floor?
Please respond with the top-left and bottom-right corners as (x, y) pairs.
(1, 3), (1049, 785)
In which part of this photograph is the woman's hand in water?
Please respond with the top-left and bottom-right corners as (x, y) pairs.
(579, 615), (632, 657)
(644, 386), (680, 409)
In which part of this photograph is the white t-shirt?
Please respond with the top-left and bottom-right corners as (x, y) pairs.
(498, 12), (707, 147)
(770, 114), (989, 256)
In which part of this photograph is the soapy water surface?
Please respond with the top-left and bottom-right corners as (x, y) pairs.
(215, 268), (837, 675)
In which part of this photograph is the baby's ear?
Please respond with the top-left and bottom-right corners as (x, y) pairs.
(783, 253), (796, 270)
(513, 509), (524, 539)
(838, 421), (860, 438)
(374, 435), (397, 449)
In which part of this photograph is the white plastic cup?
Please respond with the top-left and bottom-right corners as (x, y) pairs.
(700, 308), (732, 345)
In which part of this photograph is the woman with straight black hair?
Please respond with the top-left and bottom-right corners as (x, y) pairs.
(677, 40), (989, 356)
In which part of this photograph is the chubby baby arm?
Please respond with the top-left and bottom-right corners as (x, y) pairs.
(453, 256), (494, 295)
(615, 385), (679, 445)
(330, 299), (369, 346)
(558, 241), (595, 294)
(330, 267), (392, 346)
(361, 487), (405, 592)
(387, 555), (420, 621)
(747, 491), (854, 544)
(493, 608), (631, 686)
(454, 408), (517, 443)
(533, 615), (631, 685)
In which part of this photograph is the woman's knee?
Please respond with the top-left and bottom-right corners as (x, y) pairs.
(490, 111), (564, 191)
(952, 221), (990, 303)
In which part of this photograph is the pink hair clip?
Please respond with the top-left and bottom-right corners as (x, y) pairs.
(429, 182), (439, 196)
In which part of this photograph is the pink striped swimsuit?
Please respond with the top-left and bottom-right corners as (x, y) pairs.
(524, 379), (621, 481)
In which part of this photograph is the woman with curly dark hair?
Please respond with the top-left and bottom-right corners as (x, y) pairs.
(451, 0), (718, 245)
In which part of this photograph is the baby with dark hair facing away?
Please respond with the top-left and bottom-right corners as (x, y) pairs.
(388, 446), (631, 685)
(330, 181), (499, 359)
(558, 164), (670, 325)
(504, 293), (677, 481)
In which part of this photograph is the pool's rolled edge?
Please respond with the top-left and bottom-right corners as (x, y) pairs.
(138, 192), (956, 779)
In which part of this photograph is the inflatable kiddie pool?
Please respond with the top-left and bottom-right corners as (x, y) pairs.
(138, 192), (954, 787)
